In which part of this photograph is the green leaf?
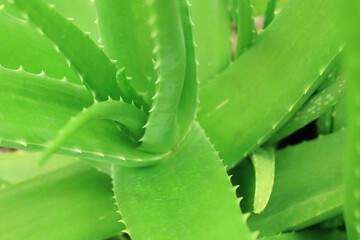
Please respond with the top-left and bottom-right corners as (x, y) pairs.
(247, 130), (345, 236)
(0, 178), (9, 189)
(0, 7), (79, 83)
(39, 100), (149, 166)
(0, 66), (161, 164)
(139, 0), (187, 153)
(113, 123), (255, 239)
(332, 97), (347, 131)
(234, 0), (256, 57)
(315, 72), (340, 134)
(11, 0), (135, 102)
(252, 0), (288, 16)
(198, 0), (344, 168)
(263, 0), (276, 28)
(268, 75), (345, 143)
(316, 215), (344, 230)
(260, 230), (347, 240)
(189, 0), (232, 81)
(339, 0), (360, 239)
(0, 161), (123, 240)
(175, 0), (199, 146)
(317, 109), (335, 135)
(0, 151), (76, 184)
(95, 0), (153, 93)
(251, 147), (275, 214)
(44, 0), (99, 41)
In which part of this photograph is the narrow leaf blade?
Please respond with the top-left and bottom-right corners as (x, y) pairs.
(140, 0), (186, 153)
(234, 0), (256, 56)
(251, 147), (275, 214)
(11, 0), (130, 101)
(263, 0), (276, 28)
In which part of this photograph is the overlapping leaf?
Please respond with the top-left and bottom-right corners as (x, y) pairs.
(198, 0), (344, 168)
(189, 0), (232, 81)
(269, 76), (345, 143)
(113, 123), (255, 239)
(0, 66), (162, 165)
(0, 154), (122, 240)
(246, 131), (345, 235)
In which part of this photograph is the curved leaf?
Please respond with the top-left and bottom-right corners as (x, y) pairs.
(198, 0), (344, 169)
(248, 131), (345, 236)
(0, 7), (79, 83)
(140, 0), (186, 153)
(176, 0), (198, 145)
(113, 123), (255, 239)
(0, 65), (163, 165)
(251, 147), (275, 214)
(95, 0), (153, 93)
(263, 0), (276, 28)
(39, 100), (149, 166)
(11, 0), (136, 102)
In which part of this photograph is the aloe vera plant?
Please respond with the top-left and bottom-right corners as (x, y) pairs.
(0, 0), (357, 239)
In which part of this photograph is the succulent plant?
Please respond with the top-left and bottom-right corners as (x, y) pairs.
(0, 0), (356, 239)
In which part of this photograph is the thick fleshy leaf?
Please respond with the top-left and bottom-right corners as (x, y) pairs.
(11, 0), (136, 102)
(252, 0), (288, 16)
(332, 97), (347, 131)
(260, 230), (347, 240)
(175, 0), (198, 146)
(0, 151), (76, 184)
(113, 123), (255, 239)
(263, 0), (276, 28)
(0, 66), (162, 165)
(45, 0), (99, 41)
(139, 0), (186, 153)
(268, 76), (345, 143)
(315, 71), (342, 135)
(233, 0), (256, 57)
(198, 0), (344, 168)
(189, 0), (232, 81)
(39, 100), (148, 165)
(0, 7), (79, 83)
(316, 215), (344, 230)
(339, 0), (360, 239)
(251, 147), (275, 214)
(317, 109), (334, 135)
(95, 0), (153, 93)
(0, 161), (122, 240)
(247, 131), (345, 236)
